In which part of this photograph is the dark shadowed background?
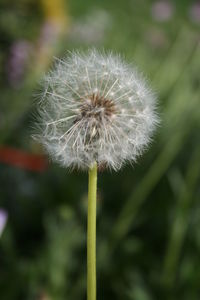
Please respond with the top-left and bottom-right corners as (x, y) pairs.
(0, 0), (200, 299)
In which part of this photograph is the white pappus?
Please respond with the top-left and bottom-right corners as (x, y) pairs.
(34, 49), (159, 170)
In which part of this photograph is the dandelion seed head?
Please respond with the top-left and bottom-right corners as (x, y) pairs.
(34, 49), (159, 170)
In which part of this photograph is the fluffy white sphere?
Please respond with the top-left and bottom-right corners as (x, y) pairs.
(34, 49), (159, 170)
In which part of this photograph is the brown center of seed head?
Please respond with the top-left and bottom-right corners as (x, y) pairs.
(80, 93), (116, 120)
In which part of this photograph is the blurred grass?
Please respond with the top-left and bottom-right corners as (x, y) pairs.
(0, 0), (200, 300)
(163, 144), (200, 287)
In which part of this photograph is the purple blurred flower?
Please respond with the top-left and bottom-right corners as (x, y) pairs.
(189, 2), (200, 23)
(6, 40), (32, 87)
(0, 209), (8, 237)
(146, 29), (169, 49)
(151, 1), (174, 22)
(38, 21), (61, 48)
(68, 9), (112, 44)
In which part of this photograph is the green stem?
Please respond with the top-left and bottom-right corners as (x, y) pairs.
(87, 162), (97, 300)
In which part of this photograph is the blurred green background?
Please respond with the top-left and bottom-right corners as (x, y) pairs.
(0, 0), (200, 299)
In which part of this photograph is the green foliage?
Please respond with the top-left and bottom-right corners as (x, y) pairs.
(0, 0), (200, 299)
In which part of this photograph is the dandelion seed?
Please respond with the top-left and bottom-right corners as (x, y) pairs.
(34, 49), (159, 170)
